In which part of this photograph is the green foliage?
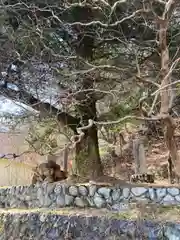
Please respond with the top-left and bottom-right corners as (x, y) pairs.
(26, 118), (70, 155)
(110, 102), (132, 118)
(98, 89), (144, 141)
(176, 83), (180, 95)
(43, 30), (70, 54)
(102, 89), (141, 118)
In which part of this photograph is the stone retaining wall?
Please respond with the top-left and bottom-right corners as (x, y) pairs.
(0, 210), (179, 239)
(0, 183), (180, 209)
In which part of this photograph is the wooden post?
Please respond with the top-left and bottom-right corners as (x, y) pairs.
(133, 138), (147, 174)
(63, 145), (69, 172)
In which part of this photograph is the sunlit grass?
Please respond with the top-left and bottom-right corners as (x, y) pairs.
(0, 205), (180, 222)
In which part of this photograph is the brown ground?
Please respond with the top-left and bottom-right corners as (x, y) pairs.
(2, 204), (180, 222)
(54, 129), (180, 187)
(61, 136), (180, 188)
(15, 119), (180, 188)
(111, 138), (171, 185)
(99, 121), (180, 187)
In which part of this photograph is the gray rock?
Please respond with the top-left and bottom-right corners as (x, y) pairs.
(2, 183), (180, 210)
(131, 187), (147, 197)
(0, 203), (5, 208)
(79, 186), (88, 196)
(49, 193), (56, 200)
(122, 188), (130, 198)
(65, 195), (74, 206)
(94, 193), (106, 208)
(162, 194), (175, 205)
(112, 189), (121, 202)
(28, 201), (35, 208)
(167, 188), (179, 196)
(149, 188), (156, 201)
(18, 195), (26, 201)
(106, 197), (113, 204)
(13, 186), (19, 195)
(24, 196), (32, 201)
(9, 187), (16, 195)
(19, 186), (25, 194)
(47, 183), (55, 194)
(39, 196), (45, 207)
(164, 225), (180, 240)
(111, 203), (129, 212)
(86, 197), (95, 207)
(54, 184), (62, 194)
(75, 197), (87, 207)
(69, 186), (78, 196)
(89, 185), (97, 196)
(37, 188), (44, 200)
(175, 195), (180, 202)
(10, 199), (18, 208)
(43, 195), (52, 207)
(41, 182), (48, 191)
(156, 188), (167, 199)
(98, 187), (111, 199)
(39, 214), (47, 222)
(56, 195), (65, 207)
(35, 182), (42, 189)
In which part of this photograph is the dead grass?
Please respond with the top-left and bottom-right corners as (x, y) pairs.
(99, 125), (180, 186)
(1, 204), (180, 222)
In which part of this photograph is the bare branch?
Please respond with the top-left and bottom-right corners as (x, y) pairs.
(95, 115), (161, 126)
(0, 151), (31, 160)
(152, 58), (180, 96)
(149, 91), (159, 116)
(153, 0), (166, 4)
(163, 0), (176, 19)
(136, 75), (160, 88)
(63, 9), (150, 27)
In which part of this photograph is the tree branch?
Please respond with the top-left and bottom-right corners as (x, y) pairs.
(51, 8), (150, 28)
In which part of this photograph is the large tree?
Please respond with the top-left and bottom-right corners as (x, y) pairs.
(1, 0), (180, 181)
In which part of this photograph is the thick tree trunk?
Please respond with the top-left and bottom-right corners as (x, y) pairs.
(164, 116), (180, 181)
(69, 5), (103, 179)
(75, 124), (103, 178)
(158, 2), (180, 182)
(74, 98), (103, 178)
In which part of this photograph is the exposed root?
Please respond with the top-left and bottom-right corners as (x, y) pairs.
(130, 173), (155, 184)
(32, 160), (68, 184)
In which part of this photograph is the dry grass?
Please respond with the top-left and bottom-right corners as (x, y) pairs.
(0, 158), (34, 186)
(1, 203), (180, 222)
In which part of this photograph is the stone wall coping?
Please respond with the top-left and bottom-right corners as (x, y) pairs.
(1, 182), (180, 189)
(0, 183), (180, 209)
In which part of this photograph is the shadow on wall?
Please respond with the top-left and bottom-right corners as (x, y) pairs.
(0, 158), (33, 186)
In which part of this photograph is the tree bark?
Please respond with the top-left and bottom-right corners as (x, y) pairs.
(158, 1), (180, 181)
(69, 5), (104, 178)
(74, 97), (103, 178)
(75, 124), (103, 178)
